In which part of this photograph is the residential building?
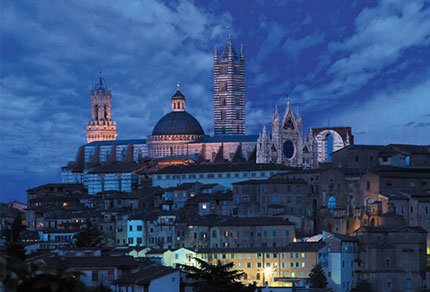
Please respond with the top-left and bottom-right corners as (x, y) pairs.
(355, 225), (427, 292)
(196, 242), (325, 287)
(176, 216), (296, 249)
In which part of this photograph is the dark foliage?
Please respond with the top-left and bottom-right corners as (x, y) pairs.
(180, 257), (255, 292)
(309, 263), (328, 288)
(74, 221), (106, 247)
(1, 257), (86, 292)
(2, 213), (26, 260)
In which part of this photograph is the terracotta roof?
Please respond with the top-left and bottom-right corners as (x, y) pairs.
(156, 163), (296, 174)
(233, 178), (307, 185)
(115, 262), (177, 284)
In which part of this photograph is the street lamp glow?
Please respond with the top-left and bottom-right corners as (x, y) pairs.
(264, 267), (271, 275)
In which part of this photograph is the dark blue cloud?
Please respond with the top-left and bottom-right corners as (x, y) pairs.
(1, 0), (429, 202)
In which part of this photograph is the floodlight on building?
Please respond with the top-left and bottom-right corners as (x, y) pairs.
(264, 267), (271, 275)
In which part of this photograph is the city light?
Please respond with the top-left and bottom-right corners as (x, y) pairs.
(264, 267), (271, 275)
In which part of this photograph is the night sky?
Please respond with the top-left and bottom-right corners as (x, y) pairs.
(1, 0), (429, 203)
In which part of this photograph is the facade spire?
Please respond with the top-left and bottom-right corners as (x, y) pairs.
(240, 44), (244, 61)
(287, 95), (290, 107)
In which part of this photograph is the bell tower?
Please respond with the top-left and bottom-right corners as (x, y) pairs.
(85, 74), (117, 143)
(214, 34), (245, 136)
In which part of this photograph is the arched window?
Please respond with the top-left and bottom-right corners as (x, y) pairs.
(366, 198), (374, 212)
(221, 111), (226, 120)
(405, 279), (411, 290)
(121, 148), (127, 160)
(326, 133), (334, 161)
(328, 196), (336, 213)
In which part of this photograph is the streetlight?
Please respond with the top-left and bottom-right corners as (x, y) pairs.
(263, 267), (271, 286)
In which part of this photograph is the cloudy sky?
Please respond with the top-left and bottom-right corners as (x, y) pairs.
(1, 0), (429, 202)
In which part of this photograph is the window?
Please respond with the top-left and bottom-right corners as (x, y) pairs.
(219, 81), (227, 91)
(92, 271), (98, 281)
(246, 262), (252, 268)
(256, 273), (260, 280)
(128, 237), (133, 244)
(137, 225), (142, 231)
(328, 196), (336, 211)
(405, 279), (411, 289)
(385, 258), (390, 267)
(137, 237), (142, 244)
(129, 225), (133, 231)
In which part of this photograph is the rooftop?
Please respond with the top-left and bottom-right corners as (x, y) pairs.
(233, 178), (308, 185)
(155, 163), (296, 175)
(190, 135), (258, 144)
(84, 139), (147, 146)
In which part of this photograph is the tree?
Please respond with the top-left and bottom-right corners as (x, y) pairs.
(2, 213), (26, 260)
(74, 221), (106, 247)
(180, 258), (255, 292)
(309, 263), (328, 288)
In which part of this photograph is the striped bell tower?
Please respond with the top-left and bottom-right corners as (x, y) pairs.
(214, 34), (245, 136)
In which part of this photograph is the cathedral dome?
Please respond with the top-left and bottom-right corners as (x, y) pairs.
(152, 111), (205, 136)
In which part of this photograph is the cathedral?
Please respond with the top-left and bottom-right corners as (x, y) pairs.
(63, 34), (354, 188)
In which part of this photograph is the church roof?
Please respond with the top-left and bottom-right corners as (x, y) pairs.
(152, 111), (205, 136)
(190, 135), (258, 144)
(94, 77), (107, 91)
(85, 139), (147, 146)
(219, 35), (240, 62)
(172, 89), (185, 98)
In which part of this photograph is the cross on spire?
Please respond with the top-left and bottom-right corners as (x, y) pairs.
(226, 26), (231, 39)
(177, 81), (180, 91)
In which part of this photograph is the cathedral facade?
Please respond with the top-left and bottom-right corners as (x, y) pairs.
(257, 97), (353, 167)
